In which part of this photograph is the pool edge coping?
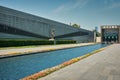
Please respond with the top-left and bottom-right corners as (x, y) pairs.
(0, 43), (98, 59)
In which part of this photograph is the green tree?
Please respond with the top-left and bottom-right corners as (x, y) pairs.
(93, 29), (101, 37)
(71, 23), (80, 28)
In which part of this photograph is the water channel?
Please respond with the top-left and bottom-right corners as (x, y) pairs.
(0, 44), (109, 79)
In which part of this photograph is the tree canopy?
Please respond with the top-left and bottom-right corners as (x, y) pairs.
(93, 29), (101, 37)
(71, 23), (80, 28)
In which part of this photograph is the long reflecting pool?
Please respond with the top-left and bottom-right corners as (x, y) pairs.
(0, 44), (108, 79)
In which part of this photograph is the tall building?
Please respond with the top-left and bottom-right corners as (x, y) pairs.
(101, 25), (120, 43)
(0, 6), (94, 43)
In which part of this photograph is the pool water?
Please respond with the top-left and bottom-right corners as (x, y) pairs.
(0, 44), (108, 80)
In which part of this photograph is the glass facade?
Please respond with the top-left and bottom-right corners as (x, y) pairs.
(101, 25), (120, 43)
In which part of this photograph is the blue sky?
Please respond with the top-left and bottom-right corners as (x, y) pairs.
(0, 0), (120, 31)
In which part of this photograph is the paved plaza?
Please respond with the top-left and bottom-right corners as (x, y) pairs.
(38, 44), (120, 80)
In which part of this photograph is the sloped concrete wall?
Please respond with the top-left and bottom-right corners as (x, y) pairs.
(0, 6), (94, 42)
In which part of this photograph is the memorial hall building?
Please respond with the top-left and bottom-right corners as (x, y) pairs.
(0, 6), (94, 43)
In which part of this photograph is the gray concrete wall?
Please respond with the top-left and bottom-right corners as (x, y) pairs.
(0, 6), (94, 42)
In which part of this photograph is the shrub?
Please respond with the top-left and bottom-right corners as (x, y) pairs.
(0, 39), (76, 47)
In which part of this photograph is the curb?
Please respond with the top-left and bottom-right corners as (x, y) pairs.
(0, 43), (96, 59)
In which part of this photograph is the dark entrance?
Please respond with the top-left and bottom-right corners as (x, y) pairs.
(102, 28), (119, 43)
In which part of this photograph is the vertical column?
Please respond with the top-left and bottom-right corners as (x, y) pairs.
(101, 26), (103, 43)
(118, 26), (120, 43)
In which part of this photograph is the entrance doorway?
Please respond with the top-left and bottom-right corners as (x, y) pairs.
(102, 29), (119, 43)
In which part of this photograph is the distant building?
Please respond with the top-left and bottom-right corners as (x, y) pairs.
(0, 6), (94, 43)
(101, 25), (120, 43)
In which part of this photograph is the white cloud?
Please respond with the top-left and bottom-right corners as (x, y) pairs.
(104, 0), (109, 4)
(53, 0), (90, 13)
(103, 0), (120, 10)
(104, 0), (114, 5)
(108, 2), (120, 9)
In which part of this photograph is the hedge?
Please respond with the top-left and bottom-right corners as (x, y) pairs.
(56, 40), (76, 44)
(0, 39), (76, 47)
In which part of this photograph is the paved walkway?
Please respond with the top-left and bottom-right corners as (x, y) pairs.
(38, 44), (120, 80)
(0, 43), (94, 57)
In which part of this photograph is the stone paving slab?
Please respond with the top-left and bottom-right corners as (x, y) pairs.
(0, 43), (94, 58)
(38, 44), (120, 80)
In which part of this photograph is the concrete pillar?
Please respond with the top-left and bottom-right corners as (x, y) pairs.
(101, 26), (103, 43)
(118, 26), (120, 43)
(94, 31), (96, 42)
